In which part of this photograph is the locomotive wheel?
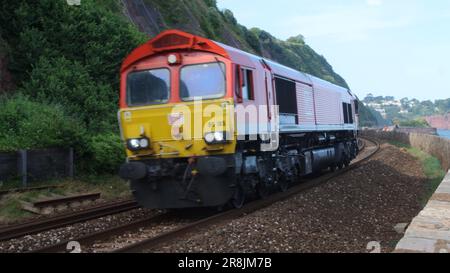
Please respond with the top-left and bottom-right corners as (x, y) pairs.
(278, 177), (289, 192)
(343, 155), (350, 168)
(256, 183), (271, 199)
(230, 185), (245, 209)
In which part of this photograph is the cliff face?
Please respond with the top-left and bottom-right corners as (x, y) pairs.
(426, 114), (450, 130)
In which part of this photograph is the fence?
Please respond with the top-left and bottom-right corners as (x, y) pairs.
(0, 148), (74, 187)
(361, 129), (450, 171)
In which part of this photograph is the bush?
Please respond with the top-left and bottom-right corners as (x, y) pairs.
(0, 95), (86, 152)
(86, 133), (125, 173)
(20, 56), (115, 132)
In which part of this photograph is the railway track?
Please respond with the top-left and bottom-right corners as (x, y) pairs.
(32, 138), (379, 253)
(0, 199), (139, 241)
(114, 138), (380, 253)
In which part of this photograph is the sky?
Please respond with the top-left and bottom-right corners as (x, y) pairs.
(217, 0), (450, 101)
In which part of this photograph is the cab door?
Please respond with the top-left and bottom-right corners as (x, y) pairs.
(260, 60), (278, 137)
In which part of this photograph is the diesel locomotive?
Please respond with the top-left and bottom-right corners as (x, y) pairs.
(118, 30), (359, 209)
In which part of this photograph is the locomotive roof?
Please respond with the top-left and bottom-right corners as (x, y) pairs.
(122, 29), (356, 101)
(216, 42), (355, 101)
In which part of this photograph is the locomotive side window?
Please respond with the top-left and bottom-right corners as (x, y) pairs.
(126, 68), (170, 106)
(348, 104), (354, 124)
(241, 68), (254, 101)
(275, 77), (298, 124)
(343, 102), (349, 124)
(180, 62), (226, 101)
(342, 102), (353, 124)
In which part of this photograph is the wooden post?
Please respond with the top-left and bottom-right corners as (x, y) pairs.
(68, 148), (74, 178)
(18, 150), (27, 187)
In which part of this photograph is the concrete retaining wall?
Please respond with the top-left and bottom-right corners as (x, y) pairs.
(395, 171), (450, 253)
(361, 129), (450, 171)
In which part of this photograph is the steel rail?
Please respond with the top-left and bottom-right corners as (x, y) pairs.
(0, 200), (139, 241)
(113, 138), (380, 253)
(31, 212), (169, 253)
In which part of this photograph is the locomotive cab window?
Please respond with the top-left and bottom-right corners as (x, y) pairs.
(240, 68), (254, 101)
(180, 62), (226, 101)
(126, 68), (170, 106)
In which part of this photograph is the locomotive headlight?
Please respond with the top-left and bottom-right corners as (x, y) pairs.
(129, 139), (140, 149)
(127, 138), (150, 151)
(204, 132), (227, 145)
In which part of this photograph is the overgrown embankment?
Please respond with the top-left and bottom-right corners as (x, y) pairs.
(361, 130), (448, 207)
(388, 141), (446, 205)
(361, 130), (450, 171)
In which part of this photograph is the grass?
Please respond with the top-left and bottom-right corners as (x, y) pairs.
(389, 141), (446, 206)
(0, 175), (131, 224)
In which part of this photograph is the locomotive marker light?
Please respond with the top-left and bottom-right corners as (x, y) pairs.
(139, 138), (149, 148)
(167, 53), (182, 65)
(214, 132), (224, 142)
(204, 132), (216, 144)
